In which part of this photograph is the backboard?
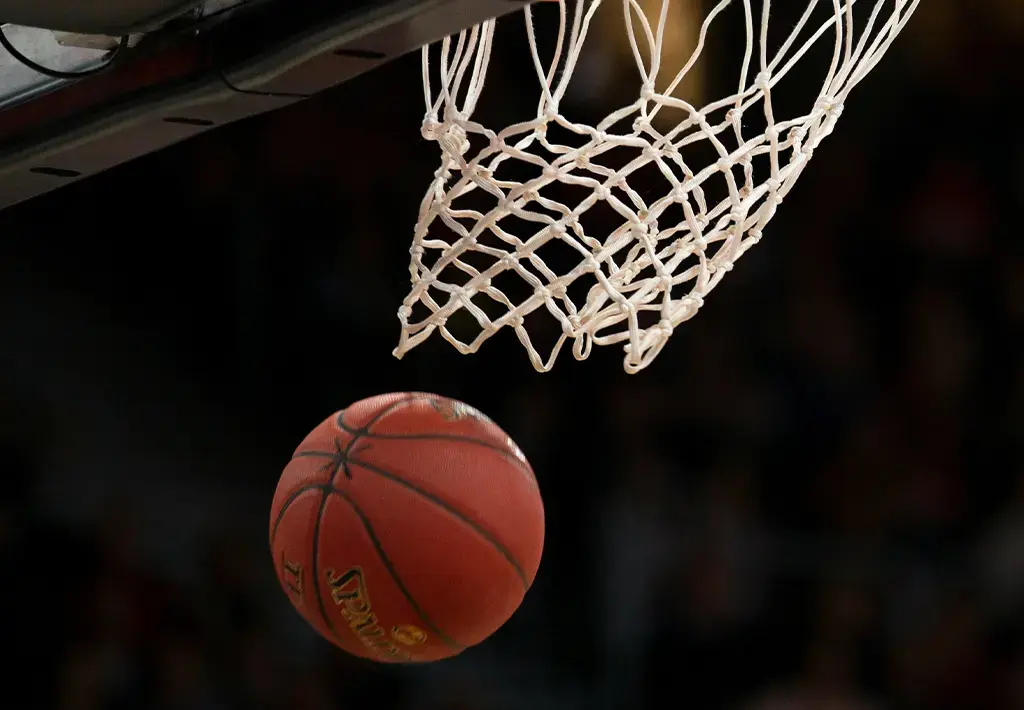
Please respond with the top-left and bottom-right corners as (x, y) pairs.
(0, 0), (534, 209)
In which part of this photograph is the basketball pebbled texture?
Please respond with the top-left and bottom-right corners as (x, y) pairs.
(269, 392), (545, 663)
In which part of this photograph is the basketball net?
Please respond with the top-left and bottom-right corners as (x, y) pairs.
(395, 0), (919, 373)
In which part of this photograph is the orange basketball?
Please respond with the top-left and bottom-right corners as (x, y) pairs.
(269, 392), (545, 663)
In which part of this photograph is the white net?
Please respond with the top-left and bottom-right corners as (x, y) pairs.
(394, 0), (919, 373)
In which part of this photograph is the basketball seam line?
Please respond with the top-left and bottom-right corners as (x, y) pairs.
(336, 393), (436, 434)
(347, 457), (529, 590)
(271, 395), (436, 658)
(352, 397), (535, 584)
(278, 394), (419, 538)
(272, 481), (463, 651)
(269, 483), (319, 547)
(310, 488), (346, 650)
(286, 451), (531, 591)
(330, 486), (463, 650)
(336, 402), (537, 485)
(337, 429), (537, 485)
(313, 431), (375, 652)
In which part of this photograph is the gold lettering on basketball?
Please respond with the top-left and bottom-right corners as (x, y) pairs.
(326, 567), (423, 660)
(429, 398), (490, 423)
(281, 559), (304, 601)
(392, 624), (428, 646)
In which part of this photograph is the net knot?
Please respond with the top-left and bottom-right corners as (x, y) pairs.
(420, 115), (442, 140)
(632, 116), (650, 133)
(441, 124), (471, 157)
(423, 117), (470, 157)
(815, 95), (841, 116)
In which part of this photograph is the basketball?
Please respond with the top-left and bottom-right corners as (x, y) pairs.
(268, 392), (545, 663)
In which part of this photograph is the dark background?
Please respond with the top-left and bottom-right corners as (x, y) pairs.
(2, 2), (1023, 709)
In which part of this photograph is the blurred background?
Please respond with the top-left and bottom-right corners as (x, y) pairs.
(1, 1), (1022, 708)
